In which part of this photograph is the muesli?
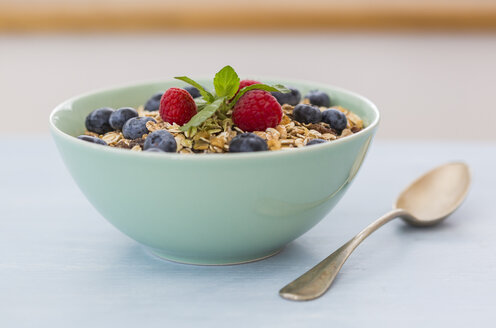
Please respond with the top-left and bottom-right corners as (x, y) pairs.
(79, 66), (364, 153)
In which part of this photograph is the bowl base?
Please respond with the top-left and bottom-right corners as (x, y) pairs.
(146, 247), (283, 266)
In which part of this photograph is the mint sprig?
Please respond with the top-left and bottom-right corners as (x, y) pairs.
(175, 65), (290, 131)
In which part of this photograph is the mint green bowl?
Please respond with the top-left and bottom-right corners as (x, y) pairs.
(49, 78), (380, 265)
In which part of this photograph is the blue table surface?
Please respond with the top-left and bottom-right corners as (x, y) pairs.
(1, 138), (495, 327)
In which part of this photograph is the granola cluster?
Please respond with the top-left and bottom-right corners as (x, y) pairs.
(85, 104), (364, 154)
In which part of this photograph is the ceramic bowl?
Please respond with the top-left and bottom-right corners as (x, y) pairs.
(49, 78), (380, 265)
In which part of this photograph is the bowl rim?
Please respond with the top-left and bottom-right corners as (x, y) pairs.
(49, 77), (380, 161)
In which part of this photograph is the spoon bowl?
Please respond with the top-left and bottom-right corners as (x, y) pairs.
(395, 162), (471, 226)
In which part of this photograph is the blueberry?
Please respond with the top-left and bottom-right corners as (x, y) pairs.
(229, 133), (268, 153)
(271, 86), (301, 106)
(304, 90), (331, 107)
(321, 109), (347, 133)
(144, 92), (163, 111)
(77, 135), (107, 146)
(306, 139), (326, 146)
(144, 148), (165, 153)
(122, 117), (156, 140)
(109, 107), (138, 130)
(293, 104), (322, 124)
(184, 86), (201, 98)
(144, 130), (177, 153)
(85, 107), (114, 134)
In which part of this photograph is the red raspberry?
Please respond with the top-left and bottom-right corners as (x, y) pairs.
(159, 88), (197, 125)
(238, 79), (261, 91)
(232, 90), (282, 132)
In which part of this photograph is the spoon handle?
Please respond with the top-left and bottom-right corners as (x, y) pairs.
(279, 208), (410, 301)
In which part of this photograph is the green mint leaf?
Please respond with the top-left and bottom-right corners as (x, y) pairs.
(213, 65), (240, 99)
(174, 76), (215, 103)
(180, 97), (225, 131)
(230, 84), (290, 106)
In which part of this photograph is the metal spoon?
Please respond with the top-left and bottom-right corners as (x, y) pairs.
(279, 162), (471, 301)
